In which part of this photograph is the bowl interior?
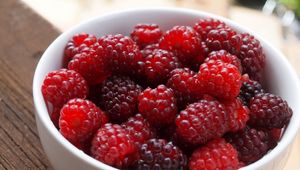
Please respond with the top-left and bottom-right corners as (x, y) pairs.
(33, 8), (300, 170)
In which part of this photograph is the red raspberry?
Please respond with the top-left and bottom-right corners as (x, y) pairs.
(206, 28), (242, 55)
(248, 93), (292, 128)
(68, 48), (111, 85)
(59, 99), (108, 146)
(64, 33), (97, 65)
(141, 43), (159, 57)
(175, 99), (228, 145)
(144, 49), (181, 85)
(49, 107), (60, 128)
(100, 76), (142, 123)
(221, 98), (249, 132)
(130, 23), (163, 48)
(238, 33), (265, 81)
(193, 18), (227, 40)
(138, 85), (177, 127)
(135, 139), (187, 170)
(197, 60), (242, 100)
(159, 26), (201, 65)
(226, 127), (276, 164)
(191, 41), (210, 70)
(206, 50), (242, 72)
(189, 138), (239, 170)
(98, 34), (144, 77)
(122, 114), (156, 147)
(41, 69), (88, 107)
(167, 68), (201, 109)
(91, 124), (137, 168)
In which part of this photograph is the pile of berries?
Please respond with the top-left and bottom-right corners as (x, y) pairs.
(42, 19), (293, 170)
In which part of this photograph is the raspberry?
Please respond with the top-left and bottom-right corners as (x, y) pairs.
(221, 98), (249, 132)
(159, 26), (201, 65)
(68, 48), (111, 85)
(226, 127), (276, 164)
(206, 28), (242, 55)
(175, 99), (228, 145)
(59, 99), (108, 146)
(130, 23), (163, 48)
(248, 93), (292, 128)
(144, 49), (181, 85)
(91, 124), (137, 168)
(191, 41), (210, 70)
(64, 33), (97, 64)
(100, 76), (142, 123)
(197, 60), (242, 100)
(98, 34), (144, 77)
(42, 69), (88, 107)
(49, 107), (60, 128)
(206, 50), (242, 72)
(135, 139), (187, 170)
(238, 33), (265, 81)
(138, 85), (177, 127)
(239, 75), (265, 106)
(167, 68), (201, 109)
(193, 18), (227, 40)
(189, 138), (239, 170)
(141, 43), (159, 57)
(122, 114), (156, 147)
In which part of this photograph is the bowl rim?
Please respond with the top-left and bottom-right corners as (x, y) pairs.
(33, 7), (300, 170)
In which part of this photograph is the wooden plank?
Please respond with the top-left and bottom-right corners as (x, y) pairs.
(0, 0), (59, 169)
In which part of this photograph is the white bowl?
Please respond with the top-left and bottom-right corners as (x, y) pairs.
(33, 7), (300, 170)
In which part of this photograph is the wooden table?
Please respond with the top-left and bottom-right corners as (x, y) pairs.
(0, 0), (299, 169)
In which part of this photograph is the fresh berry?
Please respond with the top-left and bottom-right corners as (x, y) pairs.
(167, 68), (201, 109)
(226, 127), (276, 164)
(130, 23), (163, 48)
(189, 138), (239, 170)
(175, 99), (228, 145)
(68, 48), (111, 85)
(159, 26), (201, 65)
(50, 107), (60, 128)
(91, 124), (136, 168)
(141, 43), (159, 57)
(193, 18), (227, 40)
(191, 42), (210, 70)
(197, 59), (242, 100)
(122, 114), (156, 147)
(98, 34), (144, 76)
(238, 33), (265, 81)
(59, 99), (108, 146)
(138, 85), (177, 127)
(144, 49), (181, 85)
(64, 33), (97, 64)
(135, 139), (187, 170)
(100, 76), (142, 123)
(41, 69), (88, 107)
(221, 98), (249, 132)
(206, 27), (242, 55)
(248, 93), (292, 128)
(269, 128), (283, 142)
(206, 50), (242, 72)
(239, 75), (265, 106)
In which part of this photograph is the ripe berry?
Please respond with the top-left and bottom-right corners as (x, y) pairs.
(91, 124), (137, 168)
(41, 69), (88, 107)
(193, 18), (227, 40)
(50, 107), (60, 128)
(197, 59), (242, 100)
(167, 68), (201, 109)
(238, 33), (265, 81)
(130, 23), (163, 48)
(122, 114), (156, 147)
(135, 139), (187, 170)
(206, 28), (242, 55)
(141, 43), (159, 57)
(191, 41), (210, 70)
(138, 85), (177, 128)
(144, 49), (181, 85)
(248, 93), (292, 128)
(100, 76), (142, 123)
(239, 75), (265, 106)
(175, 99), (228, 145)
(59, 99), (108, 146)
(189, 138), (239, 170)
(206, 50), (242, 72)
(159, 26), (201, 65)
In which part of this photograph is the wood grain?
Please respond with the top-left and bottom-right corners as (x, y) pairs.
(0, 0), (59, 169)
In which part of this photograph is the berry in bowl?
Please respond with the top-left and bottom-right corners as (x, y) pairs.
(33, 8), (300, 170)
